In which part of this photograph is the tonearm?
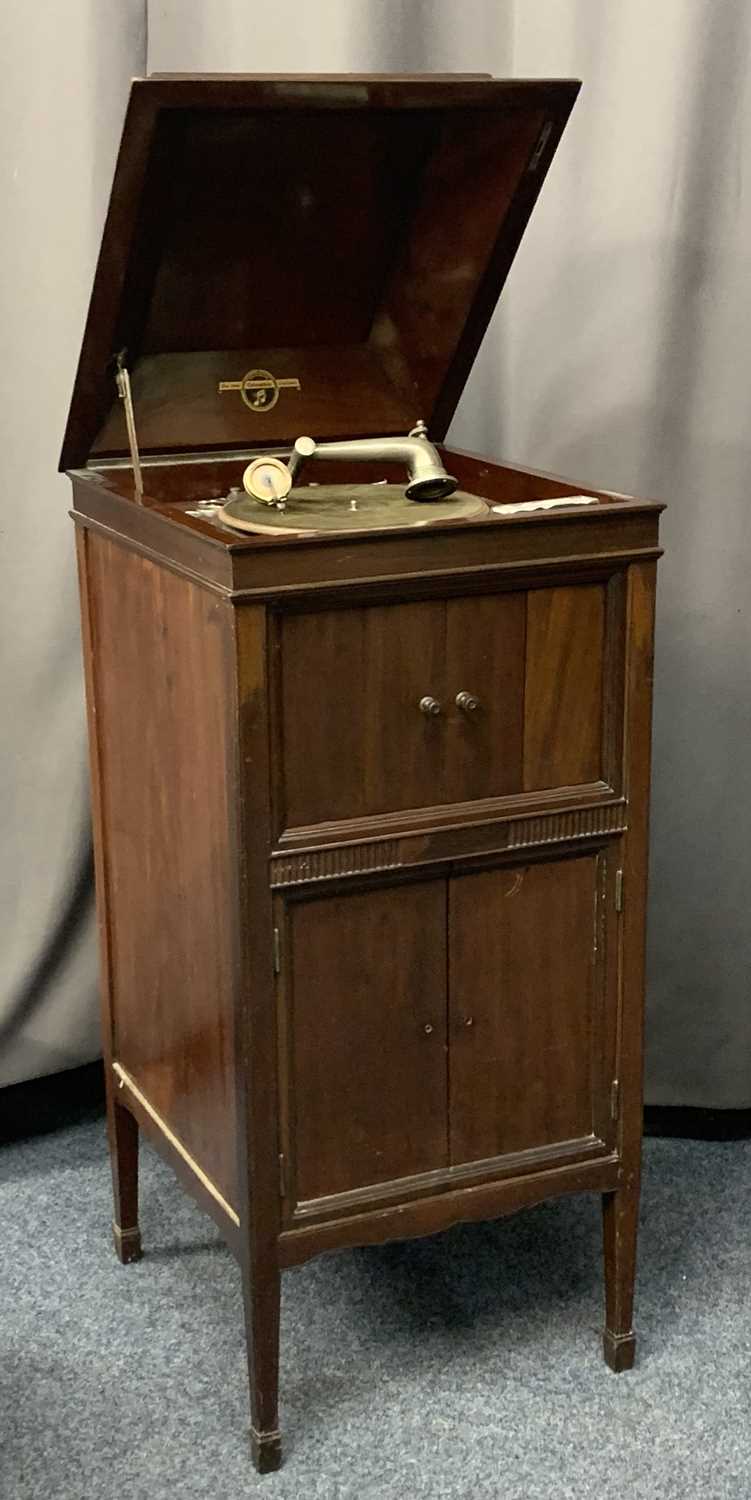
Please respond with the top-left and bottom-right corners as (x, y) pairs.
(242, 421), (457, 507)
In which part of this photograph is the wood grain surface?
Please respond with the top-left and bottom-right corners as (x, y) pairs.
(84, 533), (238, 1208)
(448, 855), (601, 1163)
(283, 881), (448, 1202)
(524, 583), (605, 790)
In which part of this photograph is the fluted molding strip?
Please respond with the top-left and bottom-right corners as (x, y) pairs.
(272, 839), (402, 887)
(505, 801), (627, 851)
(271, 802), (627, 887)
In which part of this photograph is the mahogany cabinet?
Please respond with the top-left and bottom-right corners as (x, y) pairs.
(63, 75), (663, 1472)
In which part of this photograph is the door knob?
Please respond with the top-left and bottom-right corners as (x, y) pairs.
(456, 691), (481, 714)
(419, 696), (442, 716)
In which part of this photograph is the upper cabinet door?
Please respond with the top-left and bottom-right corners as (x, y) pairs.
(443, 583), (609, 799)
(443, 593), (526, 804)
(448, 852), (615, 1168)
(280, 880), (448, 1206)
(276, 599), (446, 829)
(273, 577), (619, 834)
(522, 583), (607, 791)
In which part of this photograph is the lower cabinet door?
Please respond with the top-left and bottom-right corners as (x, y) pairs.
(448, 852), (614, 1167)
(281, 880), (448, 1205)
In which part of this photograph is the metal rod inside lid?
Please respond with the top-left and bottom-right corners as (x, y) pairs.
(115, 352), (143, 501)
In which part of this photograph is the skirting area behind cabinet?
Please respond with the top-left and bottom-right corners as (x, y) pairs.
(1, 1084), (750, 1498)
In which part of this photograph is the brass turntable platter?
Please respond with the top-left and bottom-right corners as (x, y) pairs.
(217, 483), (487, 535)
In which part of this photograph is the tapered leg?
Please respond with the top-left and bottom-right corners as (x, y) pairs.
(109, 1095), (142, 1264)
(243, 1258), (282, 1473)
(602, 1182), (639, 1371)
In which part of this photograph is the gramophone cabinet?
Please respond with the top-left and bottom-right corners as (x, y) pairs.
(62, 74), (663, 1472)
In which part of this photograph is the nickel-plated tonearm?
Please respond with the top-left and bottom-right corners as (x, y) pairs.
(242, 421), (457, 506)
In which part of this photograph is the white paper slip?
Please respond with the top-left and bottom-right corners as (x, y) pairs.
(491, 495), (599, 516)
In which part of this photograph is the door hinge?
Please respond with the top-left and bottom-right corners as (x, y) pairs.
(272, 926), (281, 976)
(610, 1079), (620, 1121)
(614, 869), (624, 913)
(279, 1152), (287, 1198)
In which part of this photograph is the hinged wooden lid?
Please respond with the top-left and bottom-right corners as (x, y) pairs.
(60, 74), (579, 469)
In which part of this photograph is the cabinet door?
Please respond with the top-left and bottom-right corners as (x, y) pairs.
(523, 583), (606, 790)
(281, 880), (448, 1205)
(275, 578), (613, 834)
(443, 584), (608, 800)
(277, 599), (446, 828)
(444, 593), (526, 803)
(448, 853), (612, 1166)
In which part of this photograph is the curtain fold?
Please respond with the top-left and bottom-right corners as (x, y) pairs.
(485, 0), (751, 1107)
(0, 1), (147, 1087)
(2, 1), (748, 1106)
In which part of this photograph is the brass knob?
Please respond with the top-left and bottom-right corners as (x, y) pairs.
(419, 696), (442, 717)
(456, 691), (481, 714)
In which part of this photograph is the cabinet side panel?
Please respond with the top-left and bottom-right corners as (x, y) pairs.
(85, 533), (238, 1209)
(617, 560), (658, 1166)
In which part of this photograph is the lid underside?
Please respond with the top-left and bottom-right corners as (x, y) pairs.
(60, 75), (579, 470)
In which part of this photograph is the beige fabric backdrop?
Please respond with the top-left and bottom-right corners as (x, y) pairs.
(2, 1), (749, 1105)
(0, 1), (146, 1086)
(491, 3), (751, 1107)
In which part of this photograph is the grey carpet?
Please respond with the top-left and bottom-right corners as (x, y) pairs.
(2, 1123), (750, 1500)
